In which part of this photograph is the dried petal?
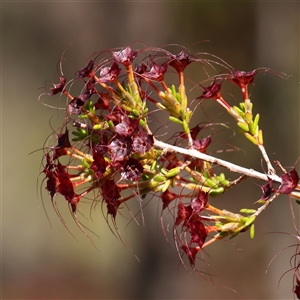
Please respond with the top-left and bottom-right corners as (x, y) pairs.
(161, 188), (178, 210)
(50, 76), (66, 95)
(77, 60), (94, 78)
(260, 178), (274, 200)
(181, 245), (199, 267)
(190, 191), (208, 214)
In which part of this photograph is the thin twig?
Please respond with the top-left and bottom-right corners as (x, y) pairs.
(154, 139), (282, 184)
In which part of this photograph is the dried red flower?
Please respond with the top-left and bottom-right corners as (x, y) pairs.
(227, 70), (257, 89)
(198, 79), (222, 100)
(168, 50), (193, 73)
(50, 76), (66, 95)
(132, 131), (154, 154)
(122, 157), (143, 181)
(278, 168), (299, 194)
(98, 62), (121, 83)
(108, 136), (132, 162)
(114, 115), (139, 137)
(77, 60), (95, 78)
(161, 188), (178, 210)
(100, 179), (121, 218)
(112, 46), (138, 66)
(141, 61), (168, 82)
(260, 178), (274, 200)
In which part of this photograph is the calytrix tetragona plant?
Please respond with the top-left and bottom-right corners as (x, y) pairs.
(39, 44), (300, 297)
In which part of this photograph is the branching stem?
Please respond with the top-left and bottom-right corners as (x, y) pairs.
(154, 139), (282, 183)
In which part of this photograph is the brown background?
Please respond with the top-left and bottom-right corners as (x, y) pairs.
(2, 1), (299, 299)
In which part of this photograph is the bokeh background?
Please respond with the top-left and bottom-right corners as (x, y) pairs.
(2, 1), (299, 299)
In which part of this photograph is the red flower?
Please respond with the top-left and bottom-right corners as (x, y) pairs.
(112, 46), (138, 66)
(198, 79), (222, 100)
(77, 60), (95, 78)
(167, 50), (194, 73)
(132, 131), (154, 154)
(98, 62), (121, 83)
(114, 115), (139, 137)
(141, 61), (168, 82)
(100, 179), (121, 218)
(190, 191), (208, 214)
(122, 157), (143, 181)
(181, 245), (200, 267)
(50, 76), (66, 95)
(278, 168), (299, 194)
(294, 275), (300, 299)
(161, 189), (178, 210)
(108, 136), (132, 162)
(227, 70), (257, 88)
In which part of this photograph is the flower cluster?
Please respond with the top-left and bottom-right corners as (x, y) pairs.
(40, 45), (300, 296)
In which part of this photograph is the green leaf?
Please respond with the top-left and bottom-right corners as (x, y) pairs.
(244, 216), (256, 227)
(240, 208), (257, 214)
(250, 224), (255, 239)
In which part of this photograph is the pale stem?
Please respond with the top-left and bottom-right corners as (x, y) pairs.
(154, 139), (282, 184)
(258, 144), (276, 175)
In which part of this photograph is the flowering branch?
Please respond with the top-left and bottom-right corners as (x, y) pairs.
(38, 44), (300, 298)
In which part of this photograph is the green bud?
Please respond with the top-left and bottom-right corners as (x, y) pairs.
(258, 129), (264, 145)
(151, 160), (157, 170)
(108, 120), (114, 128)
(218, 173), (225, 180)
(161, 180), (171, 193)
(230, 107), (243, 119)
(169, 116), (183, 124)
(237, 121), (249, 132)
(82, 158), (91, 168)
(165, 167), (181, 178)
(249, 121), (258, 136)
(153, 174), (166, 182)
(239, 102), (245, 111)
(253, 113), (260, 129)
(245, 112), (253, 123)
(240, 208), (257, 214)
(250, 223), (255, 239)
(171, 84), (177, 96)
(233, 105), (244, 114)
(244, 132), (258, 145)
(244, 216), (256, 227)
(185, 109), (192, 123)
(160, 168), (168, 175)
(156, 102), (167, 111)
(208, 187), (224, 196)
(132, 109), (140, 117)
(139, 119), (146, 127)
(72, 131), (82, 137)
(205, 178), (218, 188)
(182, 119), (190, 134)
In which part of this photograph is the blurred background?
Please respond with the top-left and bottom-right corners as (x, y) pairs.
(2, 1), (299, 299)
